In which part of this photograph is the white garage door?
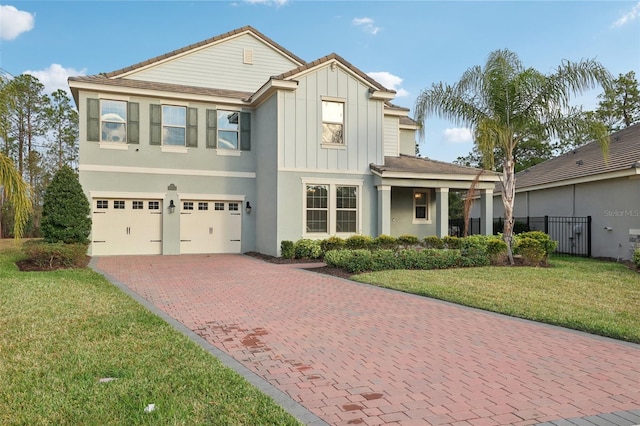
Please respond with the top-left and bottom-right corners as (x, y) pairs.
(180, 201), (241, 254)
(91, 199), (163, 256)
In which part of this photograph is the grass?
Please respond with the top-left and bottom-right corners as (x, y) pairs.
(352, 256), (640, 343)
(0, 242), (300, 425)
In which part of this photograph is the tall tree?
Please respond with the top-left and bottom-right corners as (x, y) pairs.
(45, 89), (79, 171)
(596, 71), (640, 131)
(0, 153), (32, 238)
(455, 137), (555, 173)
(414, 49), (611, 263)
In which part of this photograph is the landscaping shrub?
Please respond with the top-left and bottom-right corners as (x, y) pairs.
(343, 249), (374, 273)
(516, 237), (546, 266)
(486, 236), (509, 265)
(373, 234), (398, 250)
(513, 221), (531, 234)
(633, 248), (640, 269)
(398, 234), (420, 246)
(423, 236), (444, 249)
(372, 249), (398, 271)
(517, 231), (558, 258)
(23, 241), (88, 270)
(459, 235), (491, 267)
(320, 236), (345, 254)
(280, 240), (295, 259)
(41, 166), (91, 244)
(442, 236), (461, 249)
(323, 249), (352, 268)
(293, 239), (321, 259)
(345, 235), (374, 250)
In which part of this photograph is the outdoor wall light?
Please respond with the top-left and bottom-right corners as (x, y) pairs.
(246, 201), (252, 214)
(168, 200), (176, 214)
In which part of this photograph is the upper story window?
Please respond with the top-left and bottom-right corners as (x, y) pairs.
(162, 106), (187, 146)
(322, 100), (344, 145)
(206, 109), (250, 152)
(101, 100), (127, 142)
(217, 110), (239, 150)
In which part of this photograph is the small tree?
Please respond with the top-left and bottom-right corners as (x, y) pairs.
(41, 165), (90, 243)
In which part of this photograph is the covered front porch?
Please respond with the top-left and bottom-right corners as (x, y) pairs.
(370, 155), (500, 238)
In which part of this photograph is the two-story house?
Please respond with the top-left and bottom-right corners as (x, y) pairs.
(69, 26), (498, 257)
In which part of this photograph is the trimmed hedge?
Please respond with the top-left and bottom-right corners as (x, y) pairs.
(293, 239), (322, 259)
(320, 236), (345, 254)
(345, 235), (374, 250)
(633, 248), (640, 269)
(280, 240), (295, 259)
(324, 248), (464, 273)
(423, 236), (444, 249)
(373, 235), (398, 249)
(23, 241), (88, 270)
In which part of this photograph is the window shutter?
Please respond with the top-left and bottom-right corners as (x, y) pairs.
(186, 107), (198, 147)
(240, 112), (251, 151)
(127, 102), (140, 144)
(150, 104), (161, 145)
(206, 109), (217, 148)
(87, 98), (99, 141)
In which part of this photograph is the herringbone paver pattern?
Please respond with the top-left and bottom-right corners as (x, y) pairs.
(96, 254), (640, 425)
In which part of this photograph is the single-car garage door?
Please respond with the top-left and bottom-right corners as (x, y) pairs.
(91, 199), (163, 256)
(180, 201), (241, 254)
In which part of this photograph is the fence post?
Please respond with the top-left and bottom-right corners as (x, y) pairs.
(587, 216), (592, 258)
(544, 215), (549, 234)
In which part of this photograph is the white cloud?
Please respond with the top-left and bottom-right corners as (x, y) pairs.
(443, 128), (473, 144)
(612, 1), (640, 28)
(0, 5), (34, 40)
(366, 71), (409, 97)
(24, 64), (87, 95)
(243, 0), (288, 6)
(352, 17), (380, 35)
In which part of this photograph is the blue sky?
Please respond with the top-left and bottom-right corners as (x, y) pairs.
(1, 1), (639, 162)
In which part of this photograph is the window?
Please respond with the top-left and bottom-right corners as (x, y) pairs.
(322, 101), (344, 145)
(336, 186), (357, 233)
(148, 201), (159, 210)
(183, 201), (194, 211)
(217, 110), (239, 150)
(198, 202), (208, 211)
(163, 105), (186, 146)
(113, 200), (125, 209)
(414, 190), (429, 221)
(306, 185), (329, 233)
(132, 201), (144, 210)
(214, 202), (224, 211)
(101, 100), (127, 142)
(229, 203), (239, 211)
(96, 200), (108, 209)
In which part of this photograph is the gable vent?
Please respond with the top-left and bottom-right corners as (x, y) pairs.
(243, 48), (253, 65)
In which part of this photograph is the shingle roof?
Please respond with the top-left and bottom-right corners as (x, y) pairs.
(68, 75), (253, 100)
(102, 26), (306, 78)
(371, 155), (499, 177)
(272, 52), (391, 93)
(515, 123), (640, 189)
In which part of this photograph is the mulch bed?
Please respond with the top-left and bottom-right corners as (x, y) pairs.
(244, 251), (354, 279)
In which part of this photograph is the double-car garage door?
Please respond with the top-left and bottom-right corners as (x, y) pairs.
(91, 198), (242, 255)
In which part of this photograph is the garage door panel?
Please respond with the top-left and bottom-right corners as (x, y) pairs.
(180, 200), (241, 254)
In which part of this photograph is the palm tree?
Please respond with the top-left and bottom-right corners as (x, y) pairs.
(414, 49), (611, 263)
(0, 153), (31, 238)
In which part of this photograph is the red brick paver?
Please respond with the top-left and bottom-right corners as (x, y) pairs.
(96, 255), (640, 425)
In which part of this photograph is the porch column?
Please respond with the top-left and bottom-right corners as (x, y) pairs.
(435, 188), (449, 238)
(377, 185), (391, 235)
(480, 188), (494, 235)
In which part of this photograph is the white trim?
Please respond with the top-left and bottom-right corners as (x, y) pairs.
(371, 169), (501, 182)
(98, 93), (130, 101)
(383, 108), (410, 117)
(161, 145), (189, 154)
(250, 79), (298, 105)
(90, 191), (166, 199)
(300, 177), (365, 185)
(301, 178), (364, 237)
(369, 90), (396, 101)
(515, 168), (640, 193)
(399, 123), (420, 130)
(280, 167), (372, 175)
(321, 143), (346, 150)
(80, 164), (256, 178)
(321, 95), (347, 103)
(99, 142), (129, 151)
(412, 188), (431, 224)
(216, 149), (242, 157)
(178, 193), (245, 201)
(377, 185), (391, 191)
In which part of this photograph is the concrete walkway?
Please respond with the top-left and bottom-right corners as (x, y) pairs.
(94, 254), (640, 426)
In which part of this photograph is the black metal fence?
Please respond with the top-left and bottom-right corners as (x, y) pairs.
(451, 216), (592, 257)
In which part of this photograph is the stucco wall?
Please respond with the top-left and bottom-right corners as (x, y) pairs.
(390, 187), (437, 237)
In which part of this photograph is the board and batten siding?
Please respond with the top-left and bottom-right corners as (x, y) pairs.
(126, 33), (300, 93)
(278, 65), (384, 173)
(383, 116), (399, 157)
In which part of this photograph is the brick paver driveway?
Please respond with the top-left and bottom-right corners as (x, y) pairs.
(95, 254), (640, 426)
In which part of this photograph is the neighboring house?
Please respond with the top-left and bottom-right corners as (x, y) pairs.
(474, 124), (640, 260)
(69, 26), (498, 257)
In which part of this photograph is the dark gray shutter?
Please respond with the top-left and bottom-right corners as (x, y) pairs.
(206, 109), (217, 148)
(87, 98), (99, 142)
(127, 102), (139, 144)
(240, 112), (250, 151)
(150, 104), (161, 145)
(186, 107), (198, 147)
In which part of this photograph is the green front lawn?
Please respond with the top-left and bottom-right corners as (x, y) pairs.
(353, 257), (640, 343)
(0, 244), (300, 425)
